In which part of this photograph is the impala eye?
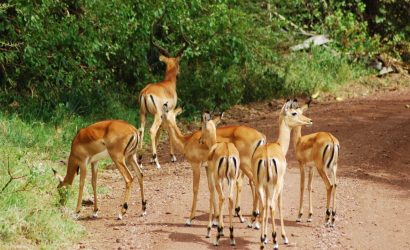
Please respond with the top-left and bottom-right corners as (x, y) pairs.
(291, 112), (297, 116)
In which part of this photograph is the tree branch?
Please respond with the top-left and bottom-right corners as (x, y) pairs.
(0, 158), (28, 193)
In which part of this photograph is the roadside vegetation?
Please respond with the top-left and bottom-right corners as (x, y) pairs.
(0, 0), (408, 248)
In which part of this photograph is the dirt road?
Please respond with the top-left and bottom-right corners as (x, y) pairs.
(76, 88), (410, 250)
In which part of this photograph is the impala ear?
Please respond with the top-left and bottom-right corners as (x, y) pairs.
(52, 168), (64, 184)
(212, 112), (224, 125)
(282, 99), (292, 113)
(202, 111), (211, 122)
(159, 55), (167, 62)
(174, 107), (183, 116)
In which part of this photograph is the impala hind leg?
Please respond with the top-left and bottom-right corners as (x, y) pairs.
(228, 180), (236, 246)
(234, 171), (246, 223)
(91, 162), (99, 218)
(214, 179), (225, 246)
(112, 157), (134, 220)
(206, 167), (216, 237)
(128, 154), (146, 216)
(278, 192), (289, 245)
(149, 114), (162, 169)
(138, 110), (146, 164)
(331, 167), (338, 227)
(297, 165), (305, 222)
(317, 168), (333, 226)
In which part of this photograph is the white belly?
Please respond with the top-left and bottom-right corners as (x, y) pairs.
(89, 149), (110, 163)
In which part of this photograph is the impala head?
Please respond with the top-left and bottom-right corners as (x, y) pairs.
(52, 168), (64, 188)
(200, 111), (224, 147)
(280, 99), (313, 128)
(161, 103), (183, 127)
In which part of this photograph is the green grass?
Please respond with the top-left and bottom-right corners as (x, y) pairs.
(0, 113), (90, 249)
(282, 46), (372, 95)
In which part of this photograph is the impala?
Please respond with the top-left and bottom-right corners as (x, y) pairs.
(292, 100), (340, 226)
(54, 120), (146, 220)
(201, 112), (240, 246)
(160, 103), (265, 225)
(252, 99), (312, 249)
(138, 15), (189, 169)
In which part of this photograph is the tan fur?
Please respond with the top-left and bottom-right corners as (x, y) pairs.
(138, 56), (181, 168)
(161, 106), (265, 225)
(57, 120), (145, 219)
(293, 103), (340, 226)
(201, 114), (240, 245)
(252, 100), (312, 249)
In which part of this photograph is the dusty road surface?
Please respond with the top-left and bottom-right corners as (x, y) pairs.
(75, 88), (410, 250)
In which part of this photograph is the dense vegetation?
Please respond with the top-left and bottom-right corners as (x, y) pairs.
(0, 0), (408, 248)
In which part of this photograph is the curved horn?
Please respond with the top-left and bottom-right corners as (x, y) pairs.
(150, 13), (171, 57)
(175, 27), (191, 57)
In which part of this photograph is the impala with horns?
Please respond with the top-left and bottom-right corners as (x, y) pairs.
(252, 99), (312, 250)
(160, 103), (266, 226)
(292, 100), (340, 227)
(54, 120), (146, 220)
(138, 14), (189, 169)
(201, 111), (240, 246)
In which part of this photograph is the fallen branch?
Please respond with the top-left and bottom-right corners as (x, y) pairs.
(290, 35), (332, 51)
(0, 158), (28, 193)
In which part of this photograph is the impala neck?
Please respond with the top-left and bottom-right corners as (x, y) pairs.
(62, 155), (78, 186)
(292, 126), (302, 149)
(166, 121), (186, 154)
(276, 117), (292, 155)
(164, 65), (178, 85)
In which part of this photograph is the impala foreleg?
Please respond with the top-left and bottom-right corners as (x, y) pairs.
(149, 114), (162, 169)
(91, 162), (99, 218)
(307, 166), (314, 222)
(187, 164), (201, 226)
(296, 165), (305, 222)
(206, 167), (216, 238)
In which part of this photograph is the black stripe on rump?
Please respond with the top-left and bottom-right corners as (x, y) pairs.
(322, 144), (329, 163)
(218, 157), (224, 176)
(149, 95), (156, 112)
(257, 159), (263, 182)
(272, 159), (278, 175)
(327, 144), (335, 169)
(124, 135), (135, 155)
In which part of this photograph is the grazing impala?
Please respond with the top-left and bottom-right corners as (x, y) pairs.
(252, 100), (312, 250)
(292, 100), (340, 227)
(54, 120), (146, 220)
(160, 103), (265, 225)
(138, 16), (189, 169)
(201, 112), (240, 246)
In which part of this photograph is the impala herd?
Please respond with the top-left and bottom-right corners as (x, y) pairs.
(54, 20), (340, 250)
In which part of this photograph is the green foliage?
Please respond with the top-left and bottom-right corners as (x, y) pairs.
(0, 113), (87, 248)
